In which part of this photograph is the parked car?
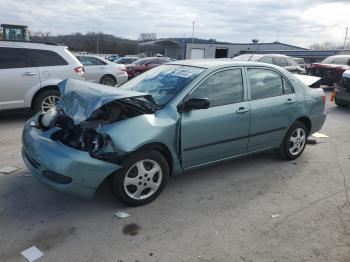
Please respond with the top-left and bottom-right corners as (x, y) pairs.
(333, 70), (350, 107)
(105, 54), (119, 61)
(113, 57), (138, 65)
(22, 60), (326, 205)
(76, 55), (128, 86)
(293, 57), (307, 70)
(233, 54), (306, 74)
(125, 57), (171, 78)
(0, 41), (84, 112)
(309, 55), (350, 86)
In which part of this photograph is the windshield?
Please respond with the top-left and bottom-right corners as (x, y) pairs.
(233, 54), (261, 61)
(119, 64), (205, 106)
(132, 58), (149, 65)
(322, 56), (350, 65)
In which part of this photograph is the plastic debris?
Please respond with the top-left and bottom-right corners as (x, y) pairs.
(312, 132), (329, 138)
(0, 166), (20, 174)
(306, 138), (317, 145)
(21, 246), (44, 262)
(271, 214), (280, 218)
(115, 210), (130, 219)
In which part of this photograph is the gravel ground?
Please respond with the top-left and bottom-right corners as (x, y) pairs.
(0, 91), (350, 262)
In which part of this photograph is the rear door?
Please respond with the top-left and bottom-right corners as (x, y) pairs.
(246, 67), (297, 152)
(0, 47), (39, 110)
(25, 48), (70, 81)
(180, 68), (250, 168)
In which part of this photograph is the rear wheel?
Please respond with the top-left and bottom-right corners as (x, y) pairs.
(100, 75), (117, 86)
(278, 121), (308, 160)
(110, 149), (169, 206)
(33, 89), (60, 113)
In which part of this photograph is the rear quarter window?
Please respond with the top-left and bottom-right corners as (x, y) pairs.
(26, 49), (68, 67)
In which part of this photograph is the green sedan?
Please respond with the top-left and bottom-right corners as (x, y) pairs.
(22, 60), (326, 206)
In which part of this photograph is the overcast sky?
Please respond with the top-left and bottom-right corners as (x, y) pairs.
(1, 0), (349, 48)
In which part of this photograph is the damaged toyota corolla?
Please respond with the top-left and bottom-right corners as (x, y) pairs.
(22, 60), (326, 206)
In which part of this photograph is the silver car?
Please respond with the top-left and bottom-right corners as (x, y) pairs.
(76, 55), (128, 86)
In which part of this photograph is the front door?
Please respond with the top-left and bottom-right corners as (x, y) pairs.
(180, 68), (250, 168)
(0, 47), (39, 110)
(246, 68), (297, 152)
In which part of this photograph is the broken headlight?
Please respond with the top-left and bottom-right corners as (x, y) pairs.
(80, 129), (105, 154)
(39, 106), (59, 128)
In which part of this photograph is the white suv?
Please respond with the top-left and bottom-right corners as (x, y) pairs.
(0, 41), (84, 112)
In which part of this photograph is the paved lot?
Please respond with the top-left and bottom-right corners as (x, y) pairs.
(0, 91), (350, 262)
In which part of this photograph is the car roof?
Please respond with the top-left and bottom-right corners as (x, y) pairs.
(167, 58), (281, 69)
(328, 55), (350, 58)
(0, 40), (67, 50)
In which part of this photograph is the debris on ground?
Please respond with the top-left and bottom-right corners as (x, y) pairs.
(312, 132), (329, 138)
(21, 246), (44, 262)
(271, 214), (280, 218)
(0, 166), (20, 174)
(115, 211), (130, 219)
(18, 171), (31, 177)
(147, 229), (170, 238)
(306, 138), (317, 145)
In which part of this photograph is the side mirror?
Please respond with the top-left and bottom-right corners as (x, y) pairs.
(180, 98), (210, 112)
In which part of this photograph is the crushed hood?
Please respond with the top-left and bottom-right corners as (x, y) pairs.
(58, 79), (154, 124)
(294, 74), (321, 87)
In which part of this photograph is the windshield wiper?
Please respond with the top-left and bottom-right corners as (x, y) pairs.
(123, 97), (156, 113)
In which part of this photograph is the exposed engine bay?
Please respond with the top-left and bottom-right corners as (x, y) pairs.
(39, 98), (154, 155)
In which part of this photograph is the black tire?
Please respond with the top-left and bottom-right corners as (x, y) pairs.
(335, 97), (349, 107)
(33, 89), (60, 113)
(110, 149), (169, 206)
(100, 75), (117, 86)
(278, 121), (308, 160)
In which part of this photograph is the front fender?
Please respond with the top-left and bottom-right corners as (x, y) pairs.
(24, 78), (63, 107)
(98, 112), (180, 164)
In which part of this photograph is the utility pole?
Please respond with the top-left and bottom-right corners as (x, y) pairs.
(191, 20), (195, 45)
(343, 26), (348, 53)
(96, 37), (99, 54)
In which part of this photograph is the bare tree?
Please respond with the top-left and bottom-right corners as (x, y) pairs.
(138, 33), (157, 42)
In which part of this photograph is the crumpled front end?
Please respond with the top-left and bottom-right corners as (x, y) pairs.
(21, 79), (157, 199)
(22, 117), (122, 199)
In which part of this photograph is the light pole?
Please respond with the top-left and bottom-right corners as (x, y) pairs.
(343, 26), (348, 53)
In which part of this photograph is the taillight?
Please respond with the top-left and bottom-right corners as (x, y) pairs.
(74, 66), (84, 75)
(322, 94), (326, 104)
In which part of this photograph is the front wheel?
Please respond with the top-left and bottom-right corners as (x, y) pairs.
(278, 121), (308, 160)
(33, 89), (60, 113)
(110, 149), (169, 206)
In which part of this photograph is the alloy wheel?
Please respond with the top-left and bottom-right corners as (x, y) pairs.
(41, 95), (59, 112)
(288, 128), (306, 156)
(123, 159), (162, 200)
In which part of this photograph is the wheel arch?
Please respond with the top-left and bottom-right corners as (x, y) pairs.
(30, 85), (59, 109)
(295, 116), (312, 135)
(136, 142), (174, 175)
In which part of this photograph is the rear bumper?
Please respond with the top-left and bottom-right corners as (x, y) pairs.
(21, 119), (121, 199)
(335, 85), (350, 103)
(310, 113), (326, 135)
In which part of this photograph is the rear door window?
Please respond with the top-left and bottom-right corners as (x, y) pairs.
(247, 68), (284, 100)
(26, 49), (68, 66)
(0, 47), (27, 69)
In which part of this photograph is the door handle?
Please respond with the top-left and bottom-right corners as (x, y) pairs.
(285, 98), (296, 104)
(22, 72), (37, 76)
(236, 107), (249, 114)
